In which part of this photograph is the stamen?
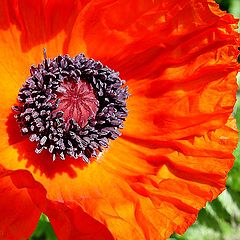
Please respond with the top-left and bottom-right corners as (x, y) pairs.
(13, 53), (129, 162)
(43, 48), (47, 60)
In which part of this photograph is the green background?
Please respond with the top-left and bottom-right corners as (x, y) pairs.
(30, 1), (240, 239)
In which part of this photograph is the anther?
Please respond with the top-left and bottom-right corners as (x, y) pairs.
(43, 48), (47, 60)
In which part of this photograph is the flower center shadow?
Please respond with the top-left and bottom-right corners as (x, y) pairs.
(7, 112), (88, 179)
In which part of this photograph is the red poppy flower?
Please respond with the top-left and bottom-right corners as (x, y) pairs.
(0, 0), (239, 239)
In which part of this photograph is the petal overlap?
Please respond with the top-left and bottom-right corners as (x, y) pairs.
(0, 169), (46, 240)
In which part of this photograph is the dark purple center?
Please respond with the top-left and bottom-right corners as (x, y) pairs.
(12, 53), (129, 162)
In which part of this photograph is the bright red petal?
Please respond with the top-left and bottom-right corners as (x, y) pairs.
(45, 201), (114, 240)
(0, 169), (46, 240)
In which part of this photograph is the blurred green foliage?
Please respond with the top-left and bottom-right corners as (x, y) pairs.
(216, 0), (240, 17)
(31, 1), (240, 239)
(216, 0), (231, 11)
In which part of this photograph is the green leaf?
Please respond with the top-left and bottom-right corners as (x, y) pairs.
(30, 214), (57, 240)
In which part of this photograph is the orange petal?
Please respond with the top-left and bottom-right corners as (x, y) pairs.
(120, 1), (239, 139)
(68, 0), (159, 60)
(0, 0), (238, 240)
(0, 119), (237, 239)
(68, 0), (239, 78)
(0, 0), (89, 114)
(124, 69), (238, 140)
